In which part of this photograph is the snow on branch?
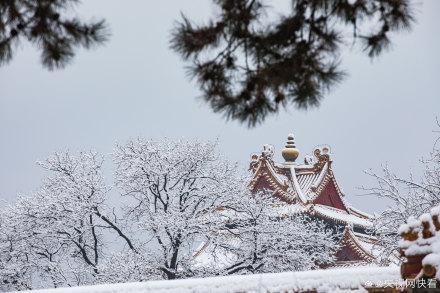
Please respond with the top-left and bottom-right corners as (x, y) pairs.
(362, 124), (440, 264)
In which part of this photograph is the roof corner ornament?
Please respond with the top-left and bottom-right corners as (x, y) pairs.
(304, 155), (314, 165)
(282, 133), (299, 163)
(313, 145), (331, 170)
(249, 153), (259, 172)
(262, 144), (274, 162)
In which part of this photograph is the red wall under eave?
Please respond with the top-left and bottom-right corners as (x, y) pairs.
(313, 180), (347, 211)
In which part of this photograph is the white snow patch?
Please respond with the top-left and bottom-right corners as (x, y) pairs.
(431, 206), (440, 216)
(313, 205), (373, 228)
(23, 266), (402, 293)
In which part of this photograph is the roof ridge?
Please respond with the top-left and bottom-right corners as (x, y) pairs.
(289, 165), (308, 203)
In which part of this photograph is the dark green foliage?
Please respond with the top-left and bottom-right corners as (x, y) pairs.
(171, 0), (415, 126)
(0, 0), (109, 70)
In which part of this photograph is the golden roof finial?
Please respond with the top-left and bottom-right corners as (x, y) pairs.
(282, 133), (299, 163)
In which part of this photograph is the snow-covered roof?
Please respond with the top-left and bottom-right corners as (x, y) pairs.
(312, 205), (372, 228)
(24, 265), (402, 293)
(347, 205), (373, 219)
(340, 226), (376, 263)
(249, 145), (345, 206)
(270, 203), (372, 228)
(295, 170), (322, 196)
(249, 147), (372, 226)
(353, 232), (383, 259)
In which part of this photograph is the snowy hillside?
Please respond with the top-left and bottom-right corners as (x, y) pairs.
(22, 265), (402, 293)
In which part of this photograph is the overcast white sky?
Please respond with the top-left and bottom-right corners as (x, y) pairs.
(0, 1), (439, 213)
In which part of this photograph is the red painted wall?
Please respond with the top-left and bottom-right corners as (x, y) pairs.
(313, 180), (347, 211)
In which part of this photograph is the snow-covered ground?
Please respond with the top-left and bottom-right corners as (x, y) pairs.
(21, 265), (402, 293)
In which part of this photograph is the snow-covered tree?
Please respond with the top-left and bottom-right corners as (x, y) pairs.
(0, 138), (342, 290)
(95, 249), (162, 284)
(0, 211), (33, 291)
(0, 151), (130, 290)
(363, 124), (440, 263)
(113, 138), (241, 279)
(206, 191), (340, 275)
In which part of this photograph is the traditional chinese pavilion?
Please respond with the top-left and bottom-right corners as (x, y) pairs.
(249, 134), (380, 265)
